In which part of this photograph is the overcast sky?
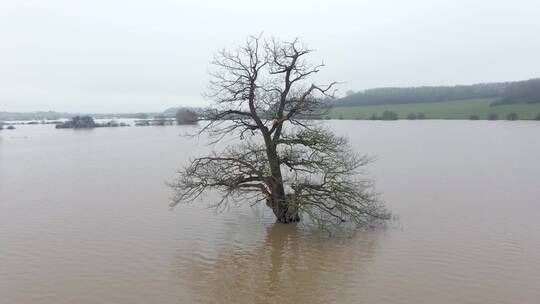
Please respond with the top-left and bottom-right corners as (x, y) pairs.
(1, 0), (539, 113)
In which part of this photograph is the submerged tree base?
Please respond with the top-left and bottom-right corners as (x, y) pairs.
(267, 194), (301, 224)
(276, 216), (301, 224)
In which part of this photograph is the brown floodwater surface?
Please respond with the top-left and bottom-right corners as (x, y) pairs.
(1, 121), (539, 303)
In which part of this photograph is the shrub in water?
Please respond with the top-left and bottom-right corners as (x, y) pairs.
(381, 110), (398, 120)
(506, 113), (518, 121)
(487, 113), (498, 121)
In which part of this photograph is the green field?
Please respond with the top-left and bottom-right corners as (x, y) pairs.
(329, 98), (540, 120)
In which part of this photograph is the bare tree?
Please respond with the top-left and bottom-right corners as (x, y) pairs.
(170, 35), (389, 225)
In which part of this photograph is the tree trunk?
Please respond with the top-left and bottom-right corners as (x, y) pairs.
(265, 144), (300, 223)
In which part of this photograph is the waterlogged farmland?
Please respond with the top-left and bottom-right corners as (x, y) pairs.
(330, 98), (540, 120)
(1, 121), (540, 303)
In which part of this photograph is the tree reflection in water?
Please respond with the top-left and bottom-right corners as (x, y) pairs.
(173, 223), (383, 304)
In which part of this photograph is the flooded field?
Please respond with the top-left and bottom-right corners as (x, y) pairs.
(1, 121), (539, 303)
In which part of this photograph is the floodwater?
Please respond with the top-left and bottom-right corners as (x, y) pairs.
(1, 121), (539, 303)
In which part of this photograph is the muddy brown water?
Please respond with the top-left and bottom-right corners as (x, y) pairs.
(1, 121), (539, 303)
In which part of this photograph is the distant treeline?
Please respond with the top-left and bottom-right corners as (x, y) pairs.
(0, 111), (72, 121)
(336, 78), (540, 107)
(492, 78), (540, 105)
(0, 108), (203, 122)
(0, 111), (154, 121)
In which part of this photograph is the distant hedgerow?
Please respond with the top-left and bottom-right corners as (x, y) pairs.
(506, 113), (518, 121)
(487, 113), (498, 120)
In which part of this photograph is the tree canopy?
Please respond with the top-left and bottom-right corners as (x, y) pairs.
(170, 35), (389, 225)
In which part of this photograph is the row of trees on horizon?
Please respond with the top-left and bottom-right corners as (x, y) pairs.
(2, 79), (539, 122)
(337, 78), (540, 107)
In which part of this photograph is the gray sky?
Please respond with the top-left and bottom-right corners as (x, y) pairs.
(1, 0), (539, 113)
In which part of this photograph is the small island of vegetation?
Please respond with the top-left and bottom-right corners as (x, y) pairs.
(55, 116), (129, 129)
(0, 122), (15, 130)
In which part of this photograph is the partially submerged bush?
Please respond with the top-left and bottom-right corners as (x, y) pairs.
(407, 113), (417, 120)
(469, 114), (479, 120)
(417, 113), (426, 119)
(506, 112), (518, 121)
(135, 120), (150, 126)
(370, 111), (398, 121)
(381, 110), (398, 120)
(535, 113), (540, 120)
(487, 113), (498, 121)
(154, 115), (169, 126)
(103, 120), (129, 127)
(105, 120), (119, 127)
